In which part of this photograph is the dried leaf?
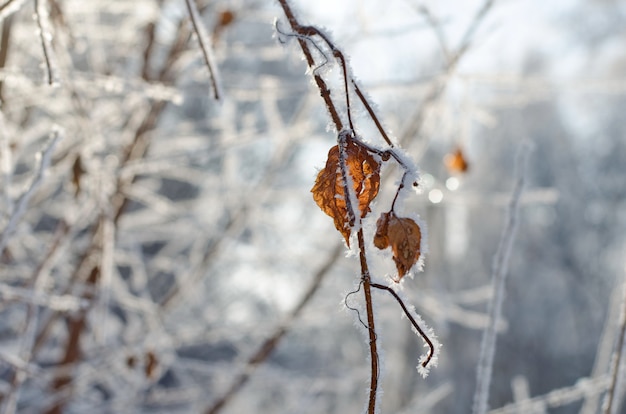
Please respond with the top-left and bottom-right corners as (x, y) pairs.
(311, 137), (380, 245)
(374, 212), (421, 281)
(213, 10), (236, 42)
(145, 350), (158, 379)
(373, 212), (391, 249)
(444, 146), (469, 174)
(71, 155), (85, 196)
(218, 10), (235, 27)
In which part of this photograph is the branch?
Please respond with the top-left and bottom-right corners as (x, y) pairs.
(603, 277), (626, 414)
(184, 0), (222, 100)
(472, 142), (532, 414)
(488, 376), (610, 414)
(34, 0), (60, 86)
(276, 0), (343, 131)
(371, 282), (436, 369)
(0, 129), (61, 256)
(401, 0), (498, 145)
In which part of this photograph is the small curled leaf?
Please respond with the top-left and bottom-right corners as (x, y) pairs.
(374, 212), (422, 281)
(311, 136), (380, 245)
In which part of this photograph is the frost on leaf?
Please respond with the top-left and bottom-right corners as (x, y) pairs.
(374, 212), (421, 281)
(311, 137), (380, 245)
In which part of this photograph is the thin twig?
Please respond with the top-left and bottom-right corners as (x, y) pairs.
(34, 0), (59, 86)
(371, 282), (435, 368)
(400, 0), (497, 145)
(0, 129), (61, 256)
(0, 14), (13, 101)
(489, 376), (611, 414)
(184, 0), (222, 100)
(603, 277), (626, 414)
(413, 3), (450, 63)
(276, 0), (343, 131)
(0, 0), (24, 22)
(0, 220), (69, 414)
(472, 142), (532, 414)
(352, 81), (394, 147)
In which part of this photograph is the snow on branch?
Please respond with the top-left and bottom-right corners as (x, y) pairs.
(0, 128), (62, 256)
(34, 0), (60, 86)
(603, 276), (626, 414)
(0, 0), (26, 22)
(472, 141), (532, 414)
(184, 0), (222, 100)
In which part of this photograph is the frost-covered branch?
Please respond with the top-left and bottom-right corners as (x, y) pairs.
(603, 277), (626, 414)
(0, 129), (61, 256)
(34, 0), (60, 86)
(184, 0), (222, 100)
(488, 376), (610, 414)
(401, 0), (498, 144)
(472, 142), (532, 414)
(371, 282), (440, 375)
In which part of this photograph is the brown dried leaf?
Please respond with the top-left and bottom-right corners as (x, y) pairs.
(374, 212), (421, 281)
(145, 350), (158, 379)
(373, 212), (391, 249)
(71, 155), (85, 197)
(444, 146), (469, 174)
(218, 10), (235, 27)
(213, 10), (236, 42)
(311, 137), (380, 245)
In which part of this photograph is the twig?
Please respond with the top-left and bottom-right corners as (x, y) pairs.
(276, 0), (343, 131)
(472, 142), (531, 414)
(0, 0), (25, 22)
(0, 129), (61, 256)
(603, 276), (626, 414)
(0, 220), (69, 414)
(489, 376), (610, 414)
(34, 0), (60, 86)
(413, 3), (450, 62)
(184, 0), (222, 100)
(400, 0), (497, 145)
(204, 244), (343, 414)
(371, 282), (436, 368)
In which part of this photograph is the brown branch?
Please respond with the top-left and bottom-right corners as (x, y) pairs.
(0, 14), (13, 102)
(604, 281), (626, 414)
(0, 0), (21, 19)
(30, 11), (194, 392)
(400, 0), (497, 145)
(276, 0), (343, 131)
(370, 282), (435, 367)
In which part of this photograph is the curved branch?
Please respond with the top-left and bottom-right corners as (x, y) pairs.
(370, 282), (435, 368)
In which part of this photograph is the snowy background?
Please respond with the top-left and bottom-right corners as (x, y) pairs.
(0, 0), (624, 413)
